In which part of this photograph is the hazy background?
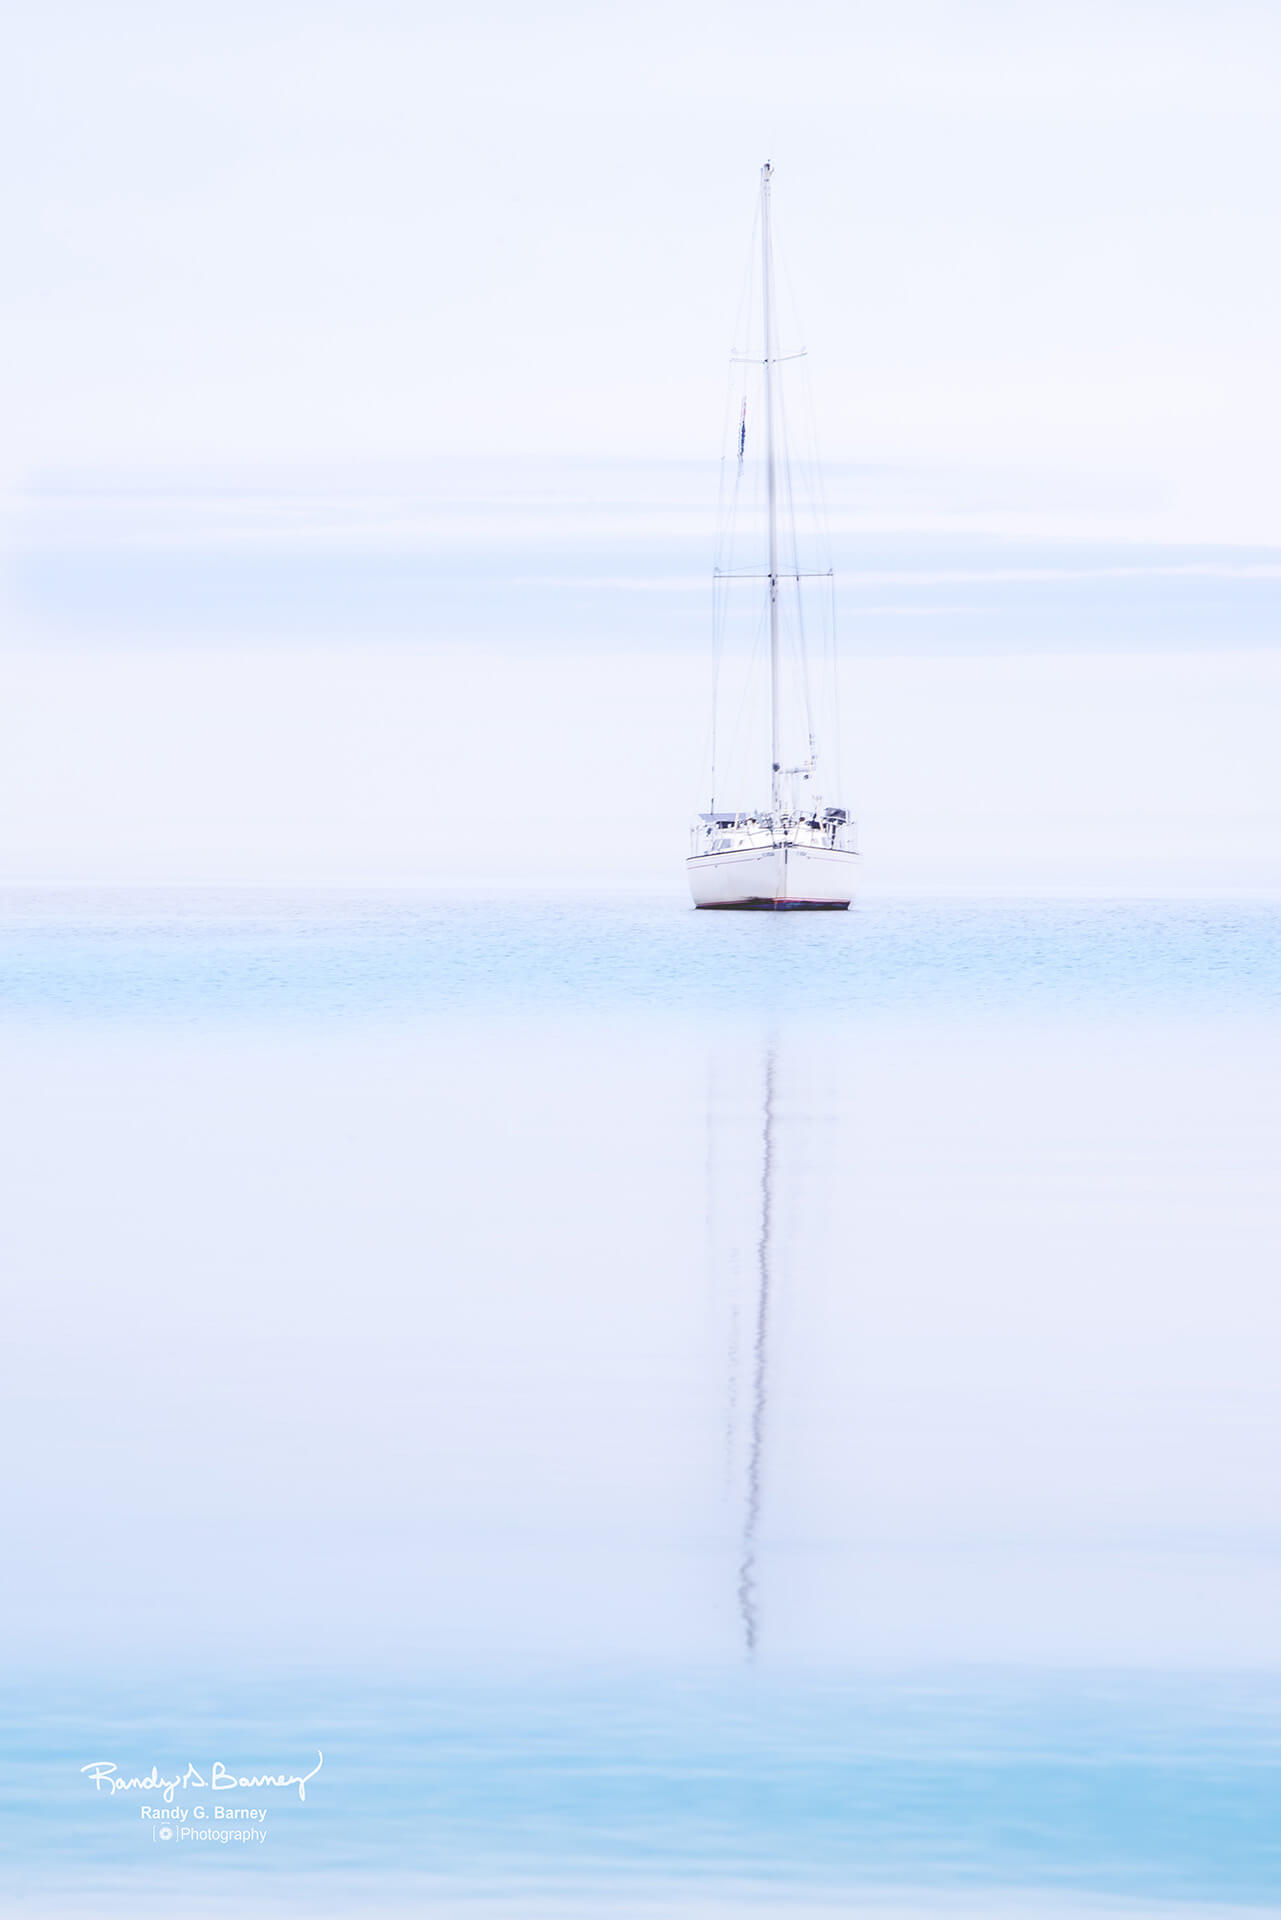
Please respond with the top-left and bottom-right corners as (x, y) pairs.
(3, 0), (1281, 895)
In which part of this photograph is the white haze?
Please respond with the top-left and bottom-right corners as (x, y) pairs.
(3, 0), (1281, 543)
(2, 642), (1278, 894)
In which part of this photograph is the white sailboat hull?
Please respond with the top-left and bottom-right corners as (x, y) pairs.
(687, 842), (858, 909)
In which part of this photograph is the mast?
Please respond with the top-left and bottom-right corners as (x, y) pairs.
(760, 160), (781, 819)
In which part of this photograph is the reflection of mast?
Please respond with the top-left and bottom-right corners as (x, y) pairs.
(737, 1045), (776, 1656)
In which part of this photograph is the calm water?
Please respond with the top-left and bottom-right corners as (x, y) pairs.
(6, 1670), (1281, 1916)
(2, 891), (1279, 1915)
(0, 888), (1278, 1018)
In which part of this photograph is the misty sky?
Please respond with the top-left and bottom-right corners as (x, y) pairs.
(4, 0), (1281, 535)
(4, 1), (1281, 888)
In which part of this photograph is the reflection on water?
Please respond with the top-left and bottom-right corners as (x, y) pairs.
(716, 1036), (835, 1658)
(4, 894), (1281, 1911)
(737, 1044), (775, 1656)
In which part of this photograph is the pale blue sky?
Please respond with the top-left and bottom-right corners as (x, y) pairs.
(4, 0), (1281, 539)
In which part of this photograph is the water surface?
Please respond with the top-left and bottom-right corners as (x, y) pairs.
(2, 891), (1278, 1915)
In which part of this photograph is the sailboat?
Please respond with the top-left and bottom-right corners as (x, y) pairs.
(687, 162), (859, 910)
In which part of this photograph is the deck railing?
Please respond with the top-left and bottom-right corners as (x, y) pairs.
(689, 817), (859, 857)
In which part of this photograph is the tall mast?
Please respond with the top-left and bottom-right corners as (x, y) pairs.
(760, 160), (781, 818)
